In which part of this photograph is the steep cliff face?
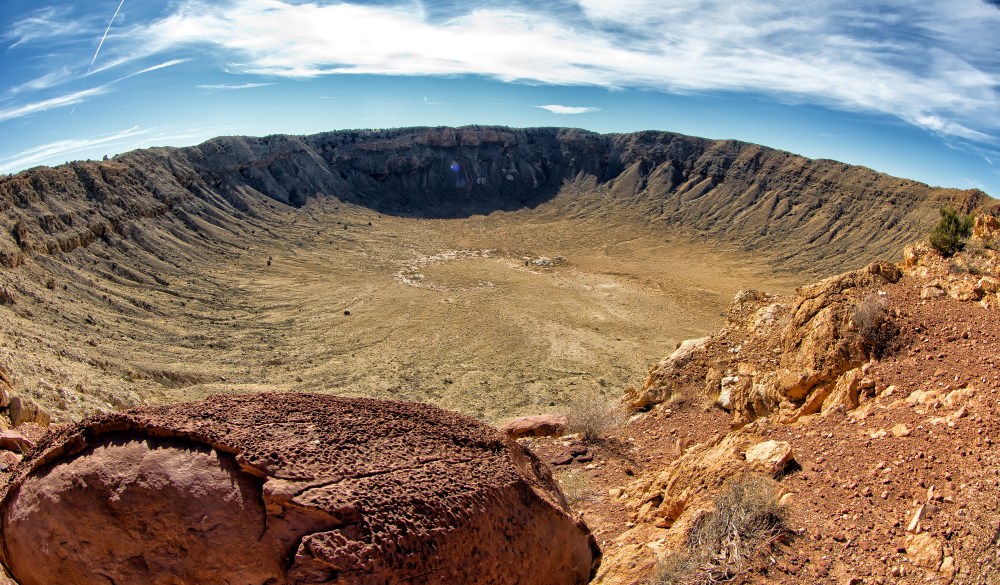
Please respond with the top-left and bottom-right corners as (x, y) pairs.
(181, 127), (618, 215)
(0, 126), (989, 273)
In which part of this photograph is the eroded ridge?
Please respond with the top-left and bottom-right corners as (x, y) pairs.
(0, 393), (600, 585)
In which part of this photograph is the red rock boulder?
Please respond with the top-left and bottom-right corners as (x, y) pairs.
(499, 413), (569, 439)
(0, 393), (599, 584)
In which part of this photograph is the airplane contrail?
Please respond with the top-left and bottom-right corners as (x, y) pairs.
(88, 0), (127, 74)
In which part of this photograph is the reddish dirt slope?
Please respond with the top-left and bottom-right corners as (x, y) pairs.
(519, 236), (1000, 585)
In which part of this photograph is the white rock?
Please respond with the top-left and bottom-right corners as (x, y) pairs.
(744, 440), (794, 475)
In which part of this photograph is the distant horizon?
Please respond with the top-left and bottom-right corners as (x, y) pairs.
(2, 1), (998, 196)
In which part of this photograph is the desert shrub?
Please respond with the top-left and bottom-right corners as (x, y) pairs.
(556, 470), (596, 505)
(0, 286), (15, 305)
(851, 293), (896, 358)
(930, 207), (973, 257)
(652, 474), (790, 584)
(566, 387), (622, 441)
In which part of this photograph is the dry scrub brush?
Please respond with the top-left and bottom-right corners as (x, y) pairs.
(851, 293), (896, 358)
(652, 473), (790, 584)
(566, 387), (623, 441)
(556, 470), (598, 506)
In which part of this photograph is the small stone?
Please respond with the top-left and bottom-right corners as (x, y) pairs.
(906, 504), (925, 533)
(550, 452), (574, 466)
(0, 430), (34, 452)
(949, 280), (982, 301)
(744, 440), (795, 475)
(891, 423), (911, 438)
(0, 450), (22, 471)
(905, 531), (943, 569)
(921, 284), (945, 300)
(939, 555), (955, 577)
(8, 396), (51, 428)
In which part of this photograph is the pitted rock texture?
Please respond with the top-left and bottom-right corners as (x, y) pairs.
(0, 393), (600, 585)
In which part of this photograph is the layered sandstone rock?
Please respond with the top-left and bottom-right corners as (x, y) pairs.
(0, 393), (600, 585)
(630, 261), (902, 427)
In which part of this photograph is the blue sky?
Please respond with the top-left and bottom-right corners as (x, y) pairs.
(2, 0), (999, 197)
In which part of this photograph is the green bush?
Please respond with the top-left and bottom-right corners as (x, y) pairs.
(930, 207), (973, 256)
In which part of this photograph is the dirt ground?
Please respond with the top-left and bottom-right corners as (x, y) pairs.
(526, 272), (1000, 584)
(0, 184), (799, 425)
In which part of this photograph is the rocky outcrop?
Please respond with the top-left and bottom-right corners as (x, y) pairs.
(0, 127), (987, 274)
(626, 337), (710, 410)
(630, 261), (902, 428)
(902, 233), (1000, 308)
(0, 393), (600, 585)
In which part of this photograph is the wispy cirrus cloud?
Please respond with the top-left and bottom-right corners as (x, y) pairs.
(536, 105), (600, 115)
(115, 0), (998, 146)
(0, 126), (148, 171)
(0, 60), (188, 124)
(196, 82), (275, 90)
(0, 86), (110, 123)
(1, 6), (88, 48)
(115, 59), (190, 82)
(6, 68), (74, 96)
(0, 124), (240, 173)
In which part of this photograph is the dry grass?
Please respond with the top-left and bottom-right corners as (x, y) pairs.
(556, 470), (598, 506)
(652, 473), (790, 584)
(851, 293), (895, 358)
(565, 388), (623, 441)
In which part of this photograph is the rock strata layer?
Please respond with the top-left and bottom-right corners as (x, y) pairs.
(0, 126), (985, 274)
(0, 393), (600, 585)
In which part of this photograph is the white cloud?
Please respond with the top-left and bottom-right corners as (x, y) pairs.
(0, 126), (147, 171)
(25, 0), (1000, 144)
(115, 59), (190, 82)
(7, 68), (73, 95)
(0, 86), (111, 123)
(196, 82), (275, 90)
(0, 124), (240, 173)
(0, 60), (188, 124)
(2, 7), (87, 48)
(536, 105), (600, 114)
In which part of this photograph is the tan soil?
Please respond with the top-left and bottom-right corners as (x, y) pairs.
(0, 184), (798, 425)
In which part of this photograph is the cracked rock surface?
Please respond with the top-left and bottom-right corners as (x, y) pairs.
(0, 393), (600, 584)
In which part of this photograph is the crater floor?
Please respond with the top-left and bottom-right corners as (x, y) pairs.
(0, 185), (799, 424)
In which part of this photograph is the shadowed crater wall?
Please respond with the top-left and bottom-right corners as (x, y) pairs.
(0, 126), (988, 274)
